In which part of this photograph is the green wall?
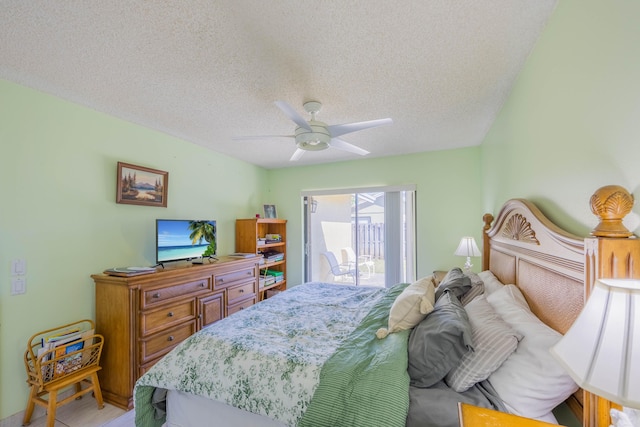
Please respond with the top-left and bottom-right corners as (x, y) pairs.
(0, 80), (269, 418)
(268, 148), (483, 285)
(482, 0), (640, 236)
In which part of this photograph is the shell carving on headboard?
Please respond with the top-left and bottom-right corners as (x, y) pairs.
(502, 213), (540, 244)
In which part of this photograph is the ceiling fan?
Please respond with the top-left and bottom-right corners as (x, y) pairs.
(234, 100), (393, 161)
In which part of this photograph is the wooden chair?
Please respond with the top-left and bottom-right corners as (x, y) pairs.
(458, 403), (565, 427)
(23, 320), (104, 427)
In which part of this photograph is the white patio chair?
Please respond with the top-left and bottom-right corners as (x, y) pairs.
(322, 251), (356, 283)
(341, 247), (375, 278)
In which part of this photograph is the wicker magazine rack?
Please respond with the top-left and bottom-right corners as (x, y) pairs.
(23, 319), (104, 426)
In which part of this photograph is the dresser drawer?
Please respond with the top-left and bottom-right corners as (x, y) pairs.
(199, 292), (224, 329)
(141, 299), (196, 337)
(214, 267), (256, 289)
(227, 297), (256, 316)
(142, 278), (211, 309)
(140, 321), (196, 364)
(227, 282), (255, 305)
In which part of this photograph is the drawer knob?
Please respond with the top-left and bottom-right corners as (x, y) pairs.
(153, 292), (161, 298)
(167, 312), (174, 317)
(239, 289), (244, 293)
(199, 283), (205, 287)
(239, 306), (245, 310)
(168, 336), (174, 342)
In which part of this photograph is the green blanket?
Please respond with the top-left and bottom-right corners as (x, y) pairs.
(298, 283), (410, 427)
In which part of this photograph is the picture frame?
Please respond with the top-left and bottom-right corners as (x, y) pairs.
(263, 204), (277, 219)
(116, 162), (168, 207)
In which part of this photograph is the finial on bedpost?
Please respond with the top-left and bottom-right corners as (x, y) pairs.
(589, 185), (634, 237)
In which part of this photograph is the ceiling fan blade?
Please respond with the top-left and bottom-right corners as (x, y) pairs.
(290, 148), (305, 161)
(330, 138), (370, 156)
(232, 135), (294, 141)
(327, 118), (393, 138)
(275, 101), (312, 131)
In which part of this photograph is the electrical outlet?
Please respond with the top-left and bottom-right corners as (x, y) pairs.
(11, 277), (26, 295)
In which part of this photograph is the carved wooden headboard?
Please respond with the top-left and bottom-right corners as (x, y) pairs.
(482, 191), (640, 427)
(482, 199), (585, 420)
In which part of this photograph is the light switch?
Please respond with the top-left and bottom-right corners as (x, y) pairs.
(11, 259), (26, 276)
(11, 277), (26, 295)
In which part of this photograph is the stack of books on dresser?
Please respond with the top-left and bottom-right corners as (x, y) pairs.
(104, 266), (156, 277)
(228, 253), (259, 258)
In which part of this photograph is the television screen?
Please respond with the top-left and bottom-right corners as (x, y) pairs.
(156, 219), (217, 264)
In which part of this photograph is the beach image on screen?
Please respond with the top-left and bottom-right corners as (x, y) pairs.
(156, 220), (216, 262)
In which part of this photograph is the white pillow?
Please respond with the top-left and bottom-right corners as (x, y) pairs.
(376, 276), (435, 339)
(477, 270), (505, 294)
(445, 294), (522, 392)
(486, 285), (579, 421)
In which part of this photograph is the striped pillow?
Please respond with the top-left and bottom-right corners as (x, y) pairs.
(445, 294), (523, 392)
(461, 272), (484, 306)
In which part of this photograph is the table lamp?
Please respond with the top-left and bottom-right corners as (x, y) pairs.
(454, 236), (481, 273)
(550, 278), (640, 426)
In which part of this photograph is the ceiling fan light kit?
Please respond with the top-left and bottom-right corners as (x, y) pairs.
(235, 100), (392, 161)
(295, 123), (331, 151)
(295, 101), (330, 151)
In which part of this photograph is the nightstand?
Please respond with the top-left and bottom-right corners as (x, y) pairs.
(458, 403), (565, 427)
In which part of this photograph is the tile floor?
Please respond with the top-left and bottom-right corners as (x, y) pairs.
(0, 396), (133, 427)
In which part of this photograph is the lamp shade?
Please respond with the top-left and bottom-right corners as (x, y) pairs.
(550, 278), (640, 409)
(454, 237), (481, 257)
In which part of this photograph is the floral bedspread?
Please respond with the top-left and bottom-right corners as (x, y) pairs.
(134, 282), (387, 427)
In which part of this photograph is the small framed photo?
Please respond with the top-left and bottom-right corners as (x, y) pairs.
(116, 162), (168, 207)
(263, 204), (277, 219)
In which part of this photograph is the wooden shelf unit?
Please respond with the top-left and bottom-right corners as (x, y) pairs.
(235, 218), (287, 299)
(92, 256), (260, 410)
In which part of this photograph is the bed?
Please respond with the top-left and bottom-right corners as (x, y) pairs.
(134, 198), (588, 427)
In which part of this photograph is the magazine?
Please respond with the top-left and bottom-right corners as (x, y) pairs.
(104, 266), (157, 277)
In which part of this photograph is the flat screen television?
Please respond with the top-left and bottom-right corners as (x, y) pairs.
(156, 219), (217, 264)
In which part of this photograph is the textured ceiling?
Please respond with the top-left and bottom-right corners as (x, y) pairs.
(0, 1), (557, 169)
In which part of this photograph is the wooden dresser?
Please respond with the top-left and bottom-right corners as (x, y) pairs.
(92, 256), (260, 410)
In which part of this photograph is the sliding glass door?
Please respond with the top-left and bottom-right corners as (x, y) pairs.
(303, 186), (415, 287)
